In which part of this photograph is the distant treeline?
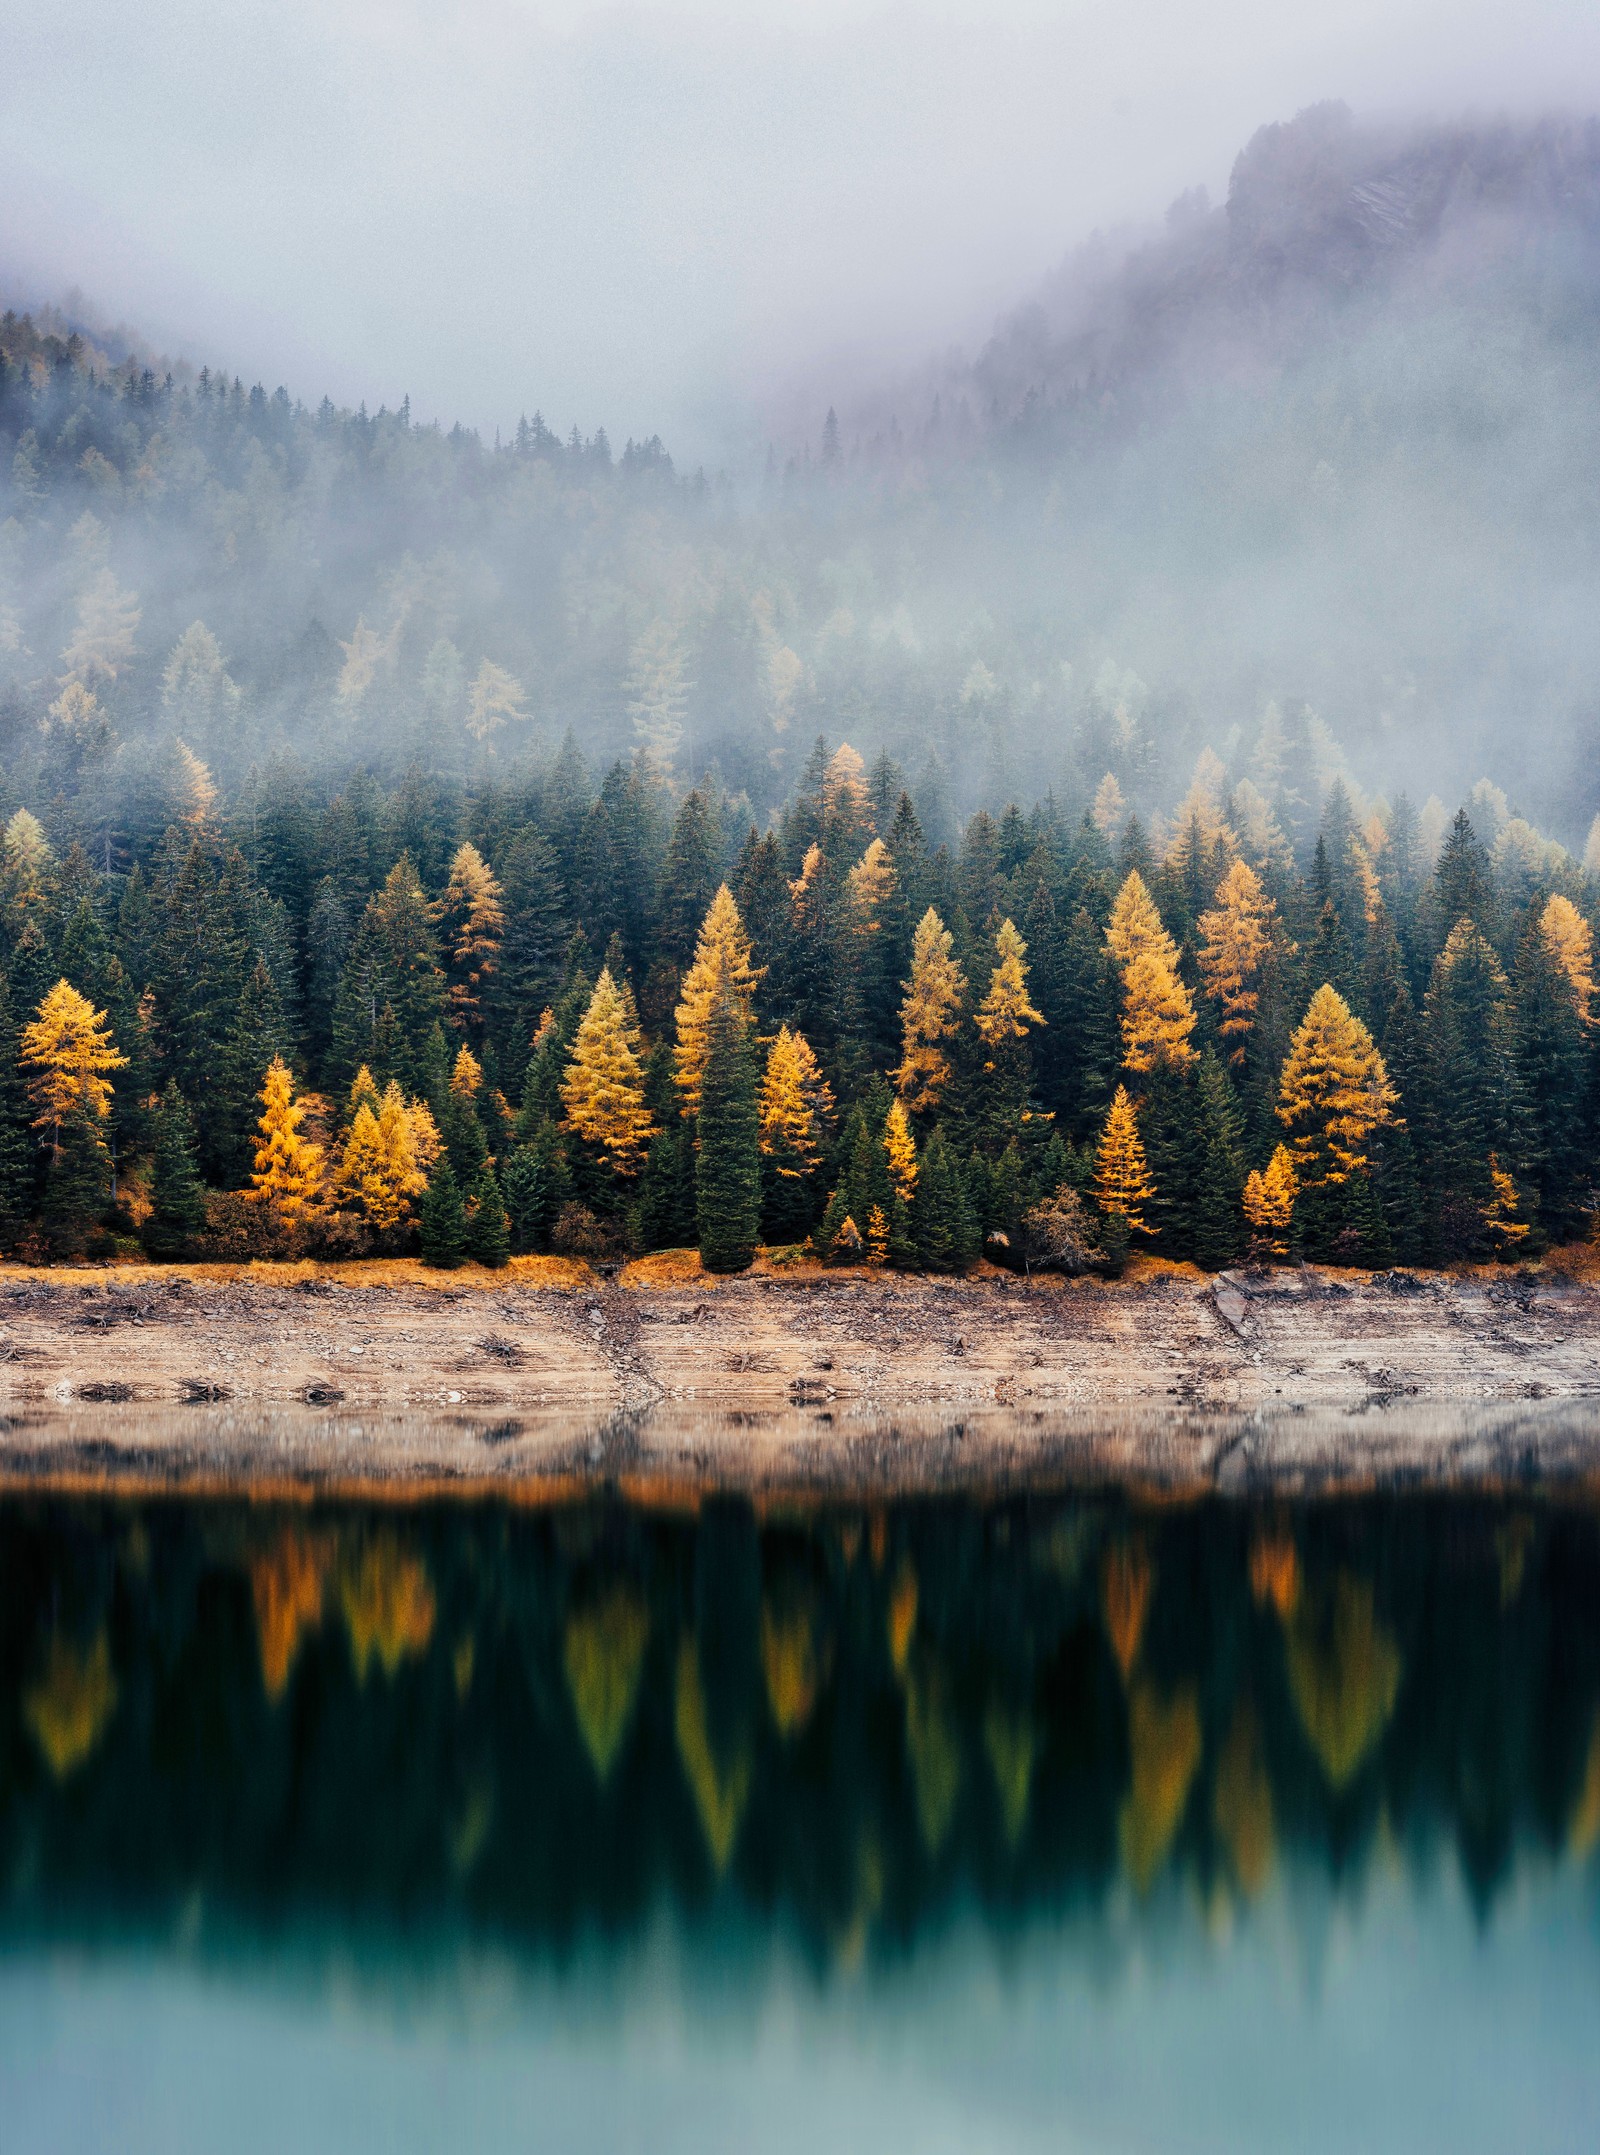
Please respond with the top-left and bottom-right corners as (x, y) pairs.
(0, 726), (1592, 1273)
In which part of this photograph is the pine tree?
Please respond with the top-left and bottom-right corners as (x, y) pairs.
(674, 885), (763, 1117)
(249, 1056), (325, 1220)
(0, 976), (34, 1242)
(331, 854), (445, 1090)
(893, 907), (966, 1115)
(1053, 904), (1121, 1140)
(1190, 1051), (1247, 1269)
(419, 1159), (467, 1268)
(561, 967), (656, 1178)
(911, 1129), (978, 1272)
(1197, 859), (1276, 1064)
(660, 789), (724, 966)
(464, 1161), (511, 1267)
(1423, 918), (1521, 1256)
(839, 837), (902, 1081)
(1093, 1085), (1156, 1236)
(696, 992), (761, 1273)
(1515, 907), (1589, 1239)
(143, 1080), (207, 1258)
(501, 1144), (547, 1253)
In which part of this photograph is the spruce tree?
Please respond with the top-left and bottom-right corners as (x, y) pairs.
(464, 1161), (511, 1267)
(419, 1159), (467, 1268)
(695, 992), (761, 1273)
(0, 976), (35, 1243)
(143, 1081), (207, 1258)
(502, 1144), (548, 1253)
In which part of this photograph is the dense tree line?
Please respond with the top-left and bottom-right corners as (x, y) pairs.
(0, 722), (1592, 1273)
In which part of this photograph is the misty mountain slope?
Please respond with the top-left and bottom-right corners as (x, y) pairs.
(3, 103), (1600, 833)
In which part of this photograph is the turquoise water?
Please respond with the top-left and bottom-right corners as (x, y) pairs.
(1, 1474), (1597, 2151)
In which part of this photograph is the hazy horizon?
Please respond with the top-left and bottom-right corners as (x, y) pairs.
(5, 1), (1600, 461)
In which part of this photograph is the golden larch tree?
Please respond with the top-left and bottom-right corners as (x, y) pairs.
(450, 1042), (483, 1098)
(250, 1055), (325, 1217)
(974, 918), (1043, 1054)
(1197, 858), (1277, 1061)
(1093, 1085), (1156, 1234)
(438, 841), (506, 1035)
(845, 837), (894, 933)
(1092, 772), (1126, 836)
(674, 885), (764, 1117)
(758, 1025), (834, 1176)
(893, 907), (967, 1114)
(1276, 984), (1396, 1188)
(1243, 1143), (1298, 1255)
(1106, 871), (1177, 970)
(883, 1098), (918, 1203)
(21, 980), (126, 1154)
(562, 967), (657, 1174)
(1540, 894), (1595, 1027)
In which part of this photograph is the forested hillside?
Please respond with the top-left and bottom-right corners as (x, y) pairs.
(2, 105), (1600, 1274)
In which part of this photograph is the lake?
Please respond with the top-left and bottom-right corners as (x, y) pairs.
(1, 1438), (1598, 2151)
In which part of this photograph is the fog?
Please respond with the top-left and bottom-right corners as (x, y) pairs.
(3, 0), (1600, 455)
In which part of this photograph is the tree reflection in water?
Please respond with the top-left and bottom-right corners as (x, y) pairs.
(1, 1483), (1599, 1968)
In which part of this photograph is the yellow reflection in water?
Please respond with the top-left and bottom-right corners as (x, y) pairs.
(761, 1596), (828, 1739)
(339, 1532), (436, 1682)
(887, 1558), (918, 1676)
(250, 1528), (333, 1701)
(564, 1585), (649, 1783)
(24, 1630), (117, 1780)
(1213, 1696), (1275, 1896)
(1119, 1678), (1201, 1892)
(904, 1658), (963, 1856)
(984, 1699), (1037, 1848)
(675, 1642), (751, 1873)
(1285, 1573), (1401, 1791)
(1569, 1709), (1600, 1860)
(1103, 1538), (1153, 1679)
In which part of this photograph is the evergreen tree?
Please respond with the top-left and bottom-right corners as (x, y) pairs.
(0, 976), (34, 1241)
(419, 1159), (467, 1268)
(464, 1161), (511, 1267)
(911, 1128), (979, 1272)
(1190, 1051), (1247, 1269)
(143, 1081), (207, 1258)
(1423, 918), (1523, 1257)
(696, 992), (761, 1273)
(1514, 907), (1590, 1239)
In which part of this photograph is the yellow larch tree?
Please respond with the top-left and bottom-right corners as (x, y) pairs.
(674, 884), (764, 1117)
(845, 836), (894, 932)
(251, 1056), (325, 1217)
(758, 1025), (834, 1177)
(1092, 771), (1126, 836)
(21, 980), (126, 1154)
(1093, 1084), (1156, 1234)
(883, 1099), (918, 1204)
(1242, 1143), (1298, 1256)
(438, 841), (506, 1036)
(1106, 872), (1198, 1075)
(1197, 858), (1277, 1062)
(450, 1042), (483, 1099)
(824, 742), (869, 822)
(973, 918), (1043, 1055)
(334, 1081), (435, 1239)
(562, 967), (657, 1175)
(1540, 894), (1595, 1027)
(893, 907), (967, 1114)
(1106, 870), (1175, 970)
(1276, 984), (1396, 1188)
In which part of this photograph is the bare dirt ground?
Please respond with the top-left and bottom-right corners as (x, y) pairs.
(1, 1251), (1598, 1496)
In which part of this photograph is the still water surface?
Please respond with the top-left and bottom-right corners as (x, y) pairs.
(2, 1443), (1598, 2151)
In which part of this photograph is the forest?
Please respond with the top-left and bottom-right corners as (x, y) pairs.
(0, 711), (1588, 1276)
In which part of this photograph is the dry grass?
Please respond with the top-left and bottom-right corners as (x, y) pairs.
(0, 1254), (595, 1292)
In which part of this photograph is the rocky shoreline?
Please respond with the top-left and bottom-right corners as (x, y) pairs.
(0, 1256), (1595, 1496)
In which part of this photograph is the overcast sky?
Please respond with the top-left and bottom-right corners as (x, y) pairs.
(2, 0), (1599, 461)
